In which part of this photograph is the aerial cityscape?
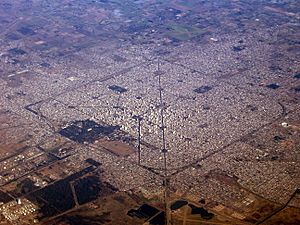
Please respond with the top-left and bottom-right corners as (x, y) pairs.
(0, 0), (299, 224)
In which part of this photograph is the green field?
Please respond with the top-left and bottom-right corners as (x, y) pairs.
(167, 24), (208, 41)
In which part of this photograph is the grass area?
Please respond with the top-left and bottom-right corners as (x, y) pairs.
(167, 24), (207, 41)
(175, 0), (198, 8)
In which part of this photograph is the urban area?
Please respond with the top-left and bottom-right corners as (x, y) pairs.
(0, 0), (299, 224)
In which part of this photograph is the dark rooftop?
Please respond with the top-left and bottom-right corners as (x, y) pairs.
(17, 26), (36, 36)
(266, 83), (280, 89)
(8, 48), (27, 55)
(194, 86), (213, 94)
(108, 85), (128, 93)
